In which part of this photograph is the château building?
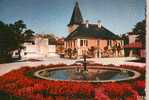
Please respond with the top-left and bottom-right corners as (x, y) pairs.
(64, 2), (124, 58)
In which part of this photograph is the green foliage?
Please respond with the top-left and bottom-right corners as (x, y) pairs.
(133, 20), (145, 35)
(25, 69), (39, 79)
(0, 91), (22, 100)
(23, 29), (34, 42)
(43, 34), (57, 45)
(0, 20), (34, 63)
(133, 20), (146, 48)
(122, 20), (145, 56)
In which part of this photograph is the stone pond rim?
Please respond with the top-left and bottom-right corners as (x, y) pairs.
(34, 66), (141, 83)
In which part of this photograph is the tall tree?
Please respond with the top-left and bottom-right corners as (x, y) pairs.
(0, 21), (19, 62)
(133, 20), (146, 48)
(11, 20), (34, 59)
(10, 20), (27, 59)
(0, 20), (34, 62)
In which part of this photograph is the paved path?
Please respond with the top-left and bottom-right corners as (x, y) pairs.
(0, 57), (145, 76)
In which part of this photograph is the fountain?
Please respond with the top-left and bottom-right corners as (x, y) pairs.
(34, 55), (141, 83)
(83, 55), (87, 71)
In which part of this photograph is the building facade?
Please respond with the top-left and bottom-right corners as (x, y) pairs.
(56, 38), (65, 55)
(13, 35), (57, 59)
(124, 32), (145, 57)
(64, 2), (124, 58)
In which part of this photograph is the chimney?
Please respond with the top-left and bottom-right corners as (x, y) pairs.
(85, 20), (89, 28)
(97, 20), (101, 28)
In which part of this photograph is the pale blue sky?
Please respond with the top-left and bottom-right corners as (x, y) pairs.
(0, 0), (145, 37)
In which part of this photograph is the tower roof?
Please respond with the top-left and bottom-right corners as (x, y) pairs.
(68, 2), (83, 26)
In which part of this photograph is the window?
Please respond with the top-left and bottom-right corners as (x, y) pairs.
(107, 40), (110, 46)
(24, 52), (27, 55)
(32, 41), (35, 45)
(110, 40), (112, 46)
(80, 40), (83, 46)
(70, 41), (72, 47)
(69, 41), (70, 47)
(74, 40), (75, 47)
(86, 40), (88, 46)
(15, 52), (18, 55)
(80, 39), (88, 47)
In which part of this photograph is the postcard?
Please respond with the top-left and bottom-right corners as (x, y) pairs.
(0, 0), (147, 100)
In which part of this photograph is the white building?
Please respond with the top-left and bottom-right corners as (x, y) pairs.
(128, 34), (139, 44)
(13, 36), (57, 59)
(124, 32), (145, 57)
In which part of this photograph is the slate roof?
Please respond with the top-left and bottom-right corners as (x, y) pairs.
(65, 24), (121, 40)
(68, 2), (83, 26)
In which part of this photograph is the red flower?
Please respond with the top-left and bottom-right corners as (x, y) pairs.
(95, 89), (110, 100)
(0, 64), (145, 100)
(133, 80), (145, 90)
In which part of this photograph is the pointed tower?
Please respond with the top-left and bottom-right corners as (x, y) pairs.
(68, 1), (83, 33)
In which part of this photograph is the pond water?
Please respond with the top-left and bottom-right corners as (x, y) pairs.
(34, 66), (140, 82)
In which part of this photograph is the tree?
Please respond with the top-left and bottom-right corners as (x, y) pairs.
(0, 21), (19, 62)
(67, 48), (72, 58)
(13, 20), (26, 33)
(121, 34), (129, 56)
(43, 34), (57, 45)
(88, 46), (96, 57)
(133, 20), (146, 48)
(72, 48), (77, 58)
(23, 29), (34, 41)
(11, 20), (34, 59)
(0, 20), (34, 62)
(10, 20), (27, 59)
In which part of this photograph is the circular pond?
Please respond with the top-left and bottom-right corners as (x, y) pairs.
(34, 66), (141, 82)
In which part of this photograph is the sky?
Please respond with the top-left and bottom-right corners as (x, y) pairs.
(0, 0), (145, 37)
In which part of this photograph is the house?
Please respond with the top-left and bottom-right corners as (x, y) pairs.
(56, 38), (65, 55)
(123, 32), (145, 57)
(13, 35), (57, 59)
(64, 2), (124, 58)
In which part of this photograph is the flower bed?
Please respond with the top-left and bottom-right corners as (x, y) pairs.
(0, 64), (145, 100)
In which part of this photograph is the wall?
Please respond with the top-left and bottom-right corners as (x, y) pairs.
(128, 34), (139, 43)
(65, 38), (124, 57)
(64, 39), (77, 49)
(48, 45), (57, 57)
(13, 37), (57, 59)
